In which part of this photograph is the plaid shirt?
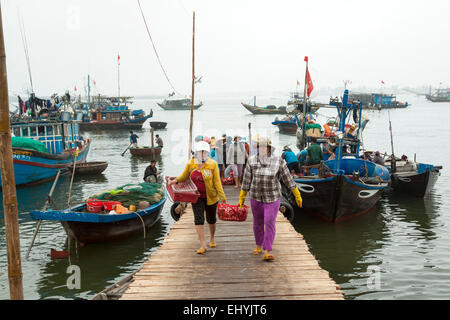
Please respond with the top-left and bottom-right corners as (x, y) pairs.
(242, 155), (297, 203)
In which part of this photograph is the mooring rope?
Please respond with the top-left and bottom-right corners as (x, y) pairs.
(137, 0), (180, 95)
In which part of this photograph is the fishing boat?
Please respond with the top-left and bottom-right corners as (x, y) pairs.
(241, 103), (287, 115)
(272, 116), (298, 135)
(68, 161), (108, 175)
(157, 96), (203, 110)
(78, 96), (152, 130)
(29, 184), (166, 245)
(425, 88), (450, 102)
(349, 92), (409, 109)
(387, 158), (442, 197)
(149, 121), (167, 129)
(129, 146), (162, 157)
(283, 89), (390, 223)
(1, 117), (90, 187)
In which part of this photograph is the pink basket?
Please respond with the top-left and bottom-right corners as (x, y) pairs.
(165, 176), (200, 203)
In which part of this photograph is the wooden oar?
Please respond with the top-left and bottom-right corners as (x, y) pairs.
(121, 143), (132, 156)
(25, 169), (62, 260)
(67, 147), (79, 209)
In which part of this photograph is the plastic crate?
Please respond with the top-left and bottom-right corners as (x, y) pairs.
(86, 199), (103, 213)
(217, 204), (249, 222)
(165, 176), (200, 203)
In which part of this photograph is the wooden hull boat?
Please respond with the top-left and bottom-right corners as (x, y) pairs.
(149, 121), (167, 129)
(129, 146), (162, 157)
(241, 103), (287, 114)
(68, 161), (108, 175)
(29, 197), (166, 245)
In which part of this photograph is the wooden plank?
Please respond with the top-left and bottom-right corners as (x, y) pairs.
(114, 186), (344, 300)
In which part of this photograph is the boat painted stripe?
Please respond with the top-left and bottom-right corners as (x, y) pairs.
(294, 177), (335, 183)
(13, 151), (88, 169)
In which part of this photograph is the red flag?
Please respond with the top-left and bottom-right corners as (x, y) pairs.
(74, 86), (77, 92)
(304, 56), (308, 62)
(93, 80), (96, 85)
(306, 69), (314, 97)
(381, 80), (385, 84)
(118, 54), (120, 66)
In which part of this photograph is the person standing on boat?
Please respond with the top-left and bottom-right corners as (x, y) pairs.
(129, 131), (139, 147)
(155, 134), (163, 147)
(168, 141), (227, 254)
(238, 137), (302, 261)
(373, 151), (385, 166)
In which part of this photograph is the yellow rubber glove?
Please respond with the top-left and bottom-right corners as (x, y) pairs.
(238, 190), (247, 208)
(291, 188), (302, 208)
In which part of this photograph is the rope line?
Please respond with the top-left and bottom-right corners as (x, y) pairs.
(137, 0), (180, 95)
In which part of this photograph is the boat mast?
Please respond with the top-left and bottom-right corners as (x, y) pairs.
(87, 74), (91, 109)
(0, 5), (24, 300)
(117, 53), (120, 106)
(188, 11), (195, 159)
(301, 56), (309, 149)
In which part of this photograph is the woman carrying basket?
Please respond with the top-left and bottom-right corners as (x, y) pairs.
(168, 141), (227, 254)
(238, 136), (302, 261)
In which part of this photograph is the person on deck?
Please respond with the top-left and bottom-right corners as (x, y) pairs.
(129, 131), (139, 147)
(281, 146), (299, 174)
(373, 151), (385, 166)
(168, 141), (227, 254)
(297, 149), (308, 175)
(323, 136), (336, 161)
(239, 136), (302, 261)
(305, 137), (323, 175)
(143, 160), (161, 183)
(155, 134), (163, 147)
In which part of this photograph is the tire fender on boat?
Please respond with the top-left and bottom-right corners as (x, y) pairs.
(279, 197), (295, 222)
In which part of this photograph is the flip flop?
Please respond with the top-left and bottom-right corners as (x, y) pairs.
(253, 247), (262, 255)
(196, 248), (207, 254)
(262, 253), (275, 261)
(209, 242), (216, 248)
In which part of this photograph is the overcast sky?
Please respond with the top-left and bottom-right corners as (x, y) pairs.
(2, 0), (450, 97)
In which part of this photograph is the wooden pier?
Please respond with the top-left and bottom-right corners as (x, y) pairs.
(115, 186), (344, 300)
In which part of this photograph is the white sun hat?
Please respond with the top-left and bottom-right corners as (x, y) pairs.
(194, 141), (210, 153)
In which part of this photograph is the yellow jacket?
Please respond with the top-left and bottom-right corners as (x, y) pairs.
(176, 158), (227, 205)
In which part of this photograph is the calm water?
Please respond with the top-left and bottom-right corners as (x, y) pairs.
(0, 93), (449, 299)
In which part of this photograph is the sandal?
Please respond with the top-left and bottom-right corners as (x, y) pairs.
(209, 242), (216, 248)
(262, 253), (275, 261)
(196, 247), (207, 254)
(253, 247), (262, 255)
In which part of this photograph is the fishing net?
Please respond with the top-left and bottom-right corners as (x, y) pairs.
(11, 137), (49, 153)
(89, 182), (165, 208)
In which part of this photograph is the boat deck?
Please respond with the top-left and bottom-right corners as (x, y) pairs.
(117, 186), (344, 300)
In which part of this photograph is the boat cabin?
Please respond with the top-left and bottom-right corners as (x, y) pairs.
(11, 121), (82, 154)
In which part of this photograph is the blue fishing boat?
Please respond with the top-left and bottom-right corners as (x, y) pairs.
(78, 96), (152, 131)
(282, 89), (390, 223)
(1, 118), (90, 187)
(272, 116), (298, 135)
(29, 196), (166, 245)
(349, 92), (408, 109)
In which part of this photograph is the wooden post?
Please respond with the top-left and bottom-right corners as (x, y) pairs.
(188, 11), (195, 159)
(0, 5), (24, 300)
(151, 127), (155, 159)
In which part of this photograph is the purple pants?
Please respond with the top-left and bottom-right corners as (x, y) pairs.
(250, 198), (280, 252)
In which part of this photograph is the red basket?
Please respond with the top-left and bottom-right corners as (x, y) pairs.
(217, 204), (249, 222)
(86, 199), (104, 213)
(165, 176), (200, 203)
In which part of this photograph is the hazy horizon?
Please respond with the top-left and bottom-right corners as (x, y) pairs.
(3, 0), (450, 97)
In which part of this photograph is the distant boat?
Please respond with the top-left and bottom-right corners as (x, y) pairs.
(272, 116), (298, 135)
(425, 88), (450, 102)
(157, 97), (203, 110)
(149, 121), (167, 129)
(349, 92), (409, 109)
(68, 161), (108, 175)
(241, 103), (287, 114)
(129, 146), (162, 157)
(78, 96), (152, 131)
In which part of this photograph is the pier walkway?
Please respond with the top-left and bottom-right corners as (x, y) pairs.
(118, 186), (344, 300)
